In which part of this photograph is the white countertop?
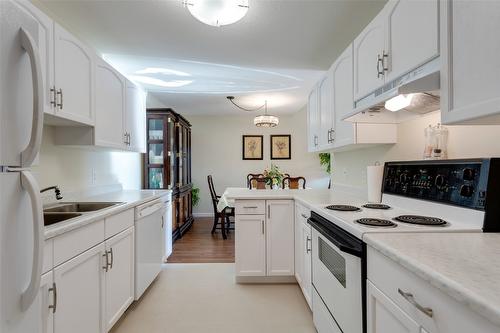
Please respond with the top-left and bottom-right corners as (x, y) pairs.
(364, 232), (500, 326)
(44, 189), (171, 240)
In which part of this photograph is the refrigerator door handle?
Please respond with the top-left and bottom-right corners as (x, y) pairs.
(19, 28), (44, 168)
(20, 171), (44, 311)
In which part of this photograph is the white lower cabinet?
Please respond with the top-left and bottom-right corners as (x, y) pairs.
(367, 281), (420, 333)
(235, 200), (294, 278)
(367, 246), (500, 333)
(54, 243), (106, 333)
(104, 227), (135, 331)
(266, 200), (294, 276)
(235, 214), (266, 276)
(294, 203), (312, 309)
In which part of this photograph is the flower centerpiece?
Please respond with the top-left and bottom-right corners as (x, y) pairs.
(263, 164), (285, 189)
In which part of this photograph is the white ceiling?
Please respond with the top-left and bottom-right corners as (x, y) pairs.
(39, 0), (386, 116)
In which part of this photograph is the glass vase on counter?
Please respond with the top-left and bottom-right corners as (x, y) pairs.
(423, 123), (448, 160)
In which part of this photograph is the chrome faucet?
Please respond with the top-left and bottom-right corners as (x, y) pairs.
(40, 185), (63, 200)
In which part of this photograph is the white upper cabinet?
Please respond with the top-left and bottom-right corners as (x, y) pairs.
(353, 8), (386, 100)
(125, 80), (147, 153)
(307, 86), (320, 152)
(354, 0), (439, 100)
(384, 0), (439, 82)
(441, 0), (500, 124)
(318, 70), (334, 150)
(332, 44), (355, 148)
(53, 23), (94, 125)
(95, 57), (126, 149)
(16, 0), (55, 116)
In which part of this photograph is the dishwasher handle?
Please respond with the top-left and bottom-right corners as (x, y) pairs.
(135, 199), (165, 219)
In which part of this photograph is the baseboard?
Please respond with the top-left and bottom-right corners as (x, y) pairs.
(235, 275), (297, 284)
(193, 212), (214, 218)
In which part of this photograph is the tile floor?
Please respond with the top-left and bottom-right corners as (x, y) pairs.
(111, 263), (315, 333)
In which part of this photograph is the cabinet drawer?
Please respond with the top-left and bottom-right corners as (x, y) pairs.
(295, 202), (311, 222)
(235, 200), (265, 215)
(312, 288), (342, 333)
(367, 247), (500, 333)
(43, 239), (53, 274)
(105, 209), (134, 239)
(53, 220), (105, 266)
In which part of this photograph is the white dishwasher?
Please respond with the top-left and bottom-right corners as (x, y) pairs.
(134, 198), (165, 300)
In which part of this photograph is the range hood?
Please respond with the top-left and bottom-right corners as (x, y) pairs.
(343, 57), (440, 123)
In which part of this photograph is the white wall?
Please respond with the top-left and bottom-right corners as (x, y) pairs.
(332, 111), (500, 187)
(188, 107), (329, 215)
(32, 125), (142, 193)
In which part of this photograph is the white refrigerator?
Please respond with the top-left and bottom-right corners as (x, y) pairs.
(1, 0), (46, 332)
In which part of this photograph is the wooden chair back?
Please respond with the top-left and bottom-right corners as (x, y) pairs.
(247, 173), (264, 188)
(282, 176), (306, 189)
(249, 177), (270, 189)
(207, 175), (219, 212)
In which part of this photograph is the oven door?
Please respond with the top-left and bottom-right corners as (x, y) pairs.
(311, 227), (363, 333)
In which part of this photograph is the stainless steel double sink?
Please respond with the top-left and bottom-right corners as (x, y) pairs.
(43, 202), (124, 226)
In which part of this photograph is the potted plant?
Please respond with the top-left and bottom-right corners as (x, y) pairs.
(191, 186), (200, 207)
(263, 164), (285, 189)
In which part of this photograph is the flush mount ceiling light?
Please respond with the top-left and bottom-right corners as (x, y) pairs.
(183, 0), (249, 27)
(227, 96), (279, 128)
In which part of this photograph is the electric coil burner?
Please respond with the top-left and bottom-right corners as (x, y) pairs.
(355, 218), (397, 228)
(362, 203), (391, 210)
(394, 215), (448, 226)
(326, 205), (360, 212)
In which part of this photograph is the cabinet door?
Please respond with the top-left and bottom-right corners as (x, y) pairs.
(294, 205), (304, 286)
(307, 87), (320, 152)
(53, 23), (94, 125)
(367, 281), (420, 333)
(332, 44), (356, 148)
(105, 227), (134, 331)
(353, 9), (385, 100)
(441, 0), (500, 124)
(318, 71), (334, 150)
(54, 243), (105, 333)
(301, 222), (312, 308)
(95, 57), (125, 149)
(235, 215), (266, 276)
(16, 0), (55, 115)
(385, 0), (439, 81)
(125, 80), (146, 153)
(266, 200), (294, 276)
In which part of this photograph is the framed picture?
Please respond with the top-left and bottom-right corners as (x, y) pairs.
(270, 135), (291, 160)
(242, 135), (263, 160)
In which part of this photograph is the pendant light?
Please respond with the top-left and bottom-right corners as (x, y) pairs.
(183, 0), (249, 27)
(227, 96), (279, 128)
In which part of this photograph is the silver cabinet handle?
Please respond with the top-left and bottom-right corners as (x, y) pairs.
(102, 252), (109, 272)
(377, 54), (383, 78)
(243, 206), (258, 209)
(314, 135), (318, 147)
(301, 213), (308, 219)
(48, 282), (57, 314)
(56, 89), (63, 109)
(50, 86), (57, 107)
(161, 216), (165, 229)
(306, 236), (312, 253)
(261, 220), (265, 235)
(382, 50), (389, 73)
(108, 248), (114, 270)
(398, 288), (433, 318)
(127, 133), (131, 145)
(267, 205), (271, 219)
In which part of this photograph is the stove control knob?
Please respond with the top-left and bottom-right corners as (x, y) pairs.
(435, 174), (445, 187)
(463, 168), (475, 181)
(460, 185), (474, 197)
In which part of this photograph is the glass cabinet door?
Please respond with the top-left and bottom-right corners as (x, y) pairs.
(148, 168), (164, 189)
(148, 118), (164, 140)
(148, 143), (164, 165)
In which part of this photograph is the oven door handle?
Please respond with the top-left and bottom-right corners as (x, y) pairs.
(308, 217), (363, 258)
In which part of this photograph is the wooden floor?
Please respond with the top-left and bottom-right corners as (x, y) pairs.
(166, 217), (235, 263)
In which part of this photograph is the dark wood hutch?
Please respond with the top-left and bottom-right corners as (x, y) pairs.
(143, 108), (193, 240)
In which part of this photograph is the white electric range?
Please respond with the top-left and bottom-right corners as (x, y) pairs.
(309, 158), (500, 333)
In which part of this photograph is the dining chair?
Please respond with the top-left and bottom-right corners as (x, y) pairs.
(207, 175), (234, 238)
(247, 173), (264, 188)
(282, 176), (306, 189)
(249, 177), (270, 189)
